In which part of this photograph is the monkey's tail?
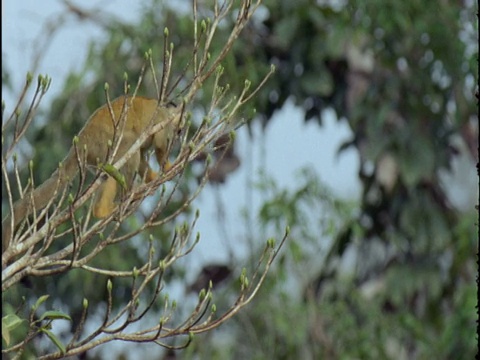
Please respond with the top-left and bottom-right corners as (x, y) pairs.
(2, 151), (79, 254)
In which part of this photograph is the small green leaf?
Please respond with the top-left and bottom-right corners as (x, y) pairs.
(26, 72), (33, 86)
(2, 314), (25, 346)
(102, 164), (127, 189)
(41, 328), (66, 355)
(41, 75), (51, 92)
(2, 325), (10, 346)
(39, 311), (72, 322)
(2, 313), (24, 331)
(32, 295), (50, 312)
(199, 289), (206, 301)
(2, 324), (10, 346)
(206, 154), (212, 165)
(201, 116), (211, 126)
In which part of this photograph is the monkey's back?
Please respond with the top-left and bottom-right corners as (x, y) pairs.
(74, 97), (162, 162)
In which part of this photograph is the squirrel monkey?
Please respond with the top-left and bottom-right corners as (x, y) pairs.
(2, 96), (180, 252)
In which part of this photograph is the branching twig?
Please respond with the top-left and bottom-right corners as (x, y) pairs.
(1, 1), (282, 358)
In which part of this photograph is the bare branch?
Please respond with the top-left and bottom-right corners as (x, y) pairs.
(1, 1), (283, 358)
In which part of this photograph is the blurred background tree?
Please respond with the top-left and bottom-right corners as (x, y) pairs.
(2, 0), (477, 358)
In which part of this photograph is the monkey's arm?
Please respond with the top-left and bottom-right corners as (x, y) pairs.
(138, 148), (159, 183)
(152, 119), (176, 172)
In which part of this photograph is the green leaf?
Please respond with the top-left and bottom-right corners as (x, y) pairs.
(2, 314), (25, 346)
(2, 324), (10, 346)
(2, 314), (24, 331)
(32, 295), (50, 312)
(41, 328), (66, 355)
(38, 311), (72, 322)
(102, 163), (127, 189)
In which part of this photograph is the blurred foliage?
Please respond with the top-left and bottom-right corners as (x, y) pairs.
(2, 0), (477, 358)
(173, 0), (478, 358)
(184, 166), (476, 359)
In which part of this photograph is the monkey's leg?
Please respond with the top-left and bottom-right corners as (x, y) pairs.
(155, 148), (172, 172)
(121, 151), (142, 191)
(93, 176), (118, 218)
(138, 157), (158, 183)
